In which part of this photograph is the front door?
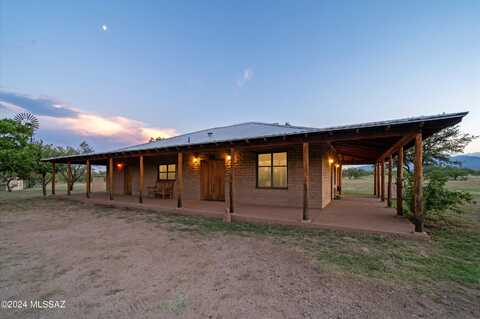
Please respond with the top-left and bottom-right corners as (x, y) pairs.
(124, 166), (132, 195)
(200, 160), (225, 201)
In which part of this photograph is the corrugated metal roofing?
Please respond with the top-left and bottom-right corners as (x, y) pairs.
(43, 111), (468, 161)
(118, 122), (317, 152)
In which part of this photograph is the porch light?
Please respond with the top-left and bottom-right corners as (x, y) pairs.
(192, 156), (199, 164)
(335, 163), (340, 168)
(116, 163), (124, 169)
(226, 154), (231, 161)
(328, 158), (334, 165)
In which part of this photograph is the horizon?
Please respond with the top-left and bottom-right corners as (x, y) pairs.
(1, 1), (479, 153)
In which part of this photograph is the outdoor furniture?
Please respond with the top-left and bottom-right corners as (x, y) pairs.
(147, 180), (175, 199)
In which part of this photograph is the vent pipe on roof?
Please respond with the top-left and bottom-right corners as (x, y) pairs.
(207, 132), (213, 138)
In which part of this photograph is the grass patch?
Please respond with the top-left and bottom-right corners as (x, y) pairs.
(153, 210), (480, 286)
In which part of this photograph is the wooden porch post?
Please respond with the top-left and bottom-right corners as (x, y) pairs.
(67, 162), (72, 196)
(338, 163), (342, 195)
(330, 162), (334, 201)
(177, 152), (183, 208)
(86, 160), (91, 198)
(377, 162), (381, 198)
(380, 160), (385, 201)
(413, 133), (424, 232)
(396, 146), (404, 216)
(109, 158), (114, 200)
(387, 156), (392, 207)
(373, 162), (377, 196)
(139, 155), (144, 203)
(302, 142), (310, 221)
(229, 147), (235, 213)
(51, 162), (56, 195)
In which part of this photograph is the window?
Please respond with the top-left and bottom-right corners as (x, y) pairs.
(257, 152), (287, 188)
(159, 164), (176, 180)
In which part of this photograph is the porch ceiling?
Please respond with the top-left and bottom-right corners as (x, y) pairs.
(332, 136), (400, 164)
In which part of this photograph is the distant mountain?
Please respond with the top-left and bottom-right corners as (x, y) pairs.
(349, 153), (480, 171)
(467, 152), (480, 157)
(452, 153), (480, 170)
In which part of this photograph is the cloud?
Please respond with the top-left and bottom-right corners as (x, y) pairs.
(0, 91), (77, 117)
(0, 90), (177, 150)
(237, 67), (254, 87)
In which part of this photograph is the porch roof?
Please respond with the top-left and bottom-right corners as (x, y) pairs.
(43, 111), (468, 164)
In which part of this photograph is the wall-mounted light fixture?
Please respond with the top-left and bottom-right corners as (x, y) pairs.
(335, 163), (340, 168)
(328, 158), (334, 165)
(116, 163), (124, 169)
(192, 154), (199, 164)
(226, 154), (232, 161)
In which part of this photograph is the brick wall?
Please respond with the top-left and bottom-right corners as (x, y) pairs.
(111, 144), (334, 208)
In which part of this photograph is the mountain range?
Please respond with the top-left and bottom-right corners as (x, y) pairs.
(452, 153), (480, 170)
(354, 153), (480, 171)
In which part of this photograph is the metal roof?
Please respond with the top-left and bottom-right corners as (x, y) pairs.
(43, 111), (468, 162)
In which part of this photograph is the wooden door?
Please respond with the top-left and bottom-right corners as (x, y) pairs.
(200, 160), (225, 201)
(124, 166), (132, 195)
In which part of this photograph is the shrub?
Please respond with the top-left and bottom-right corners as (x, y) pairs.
(404, 168), (473, 224)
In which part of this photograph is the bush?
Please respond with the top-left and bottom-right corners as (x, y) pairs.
(343, 167), (370, 179)
(404, 168), (473, 224)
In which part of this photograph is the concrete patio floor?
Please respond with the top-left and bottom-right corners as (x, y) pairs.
(58, 192), (415, 236)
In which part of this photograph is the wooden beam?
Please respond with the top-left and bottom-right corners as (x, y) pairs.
(378, 132), (417, 161)
(396, 146), (404, 216)
(139, 155), (144, 204)
(229, 147), (235, 213)
(387, 156), (392, 207)
(380, 160), (385, 201)
(302, 142), (310, 221)
(373, 162), (377, 196)
(413, 133), (424, 232)
(177, 152), (183, 208)
(86, 160), (91, 198)
(109, 158), (113, 200)
(51, 162), (56, 195)
(67, 162), (72, 196)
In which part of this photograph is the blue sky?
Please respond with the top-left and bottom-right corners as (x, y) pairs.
(1, 0), (479, 152)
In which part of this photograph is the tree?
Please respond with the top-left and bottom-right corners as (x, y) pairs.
(442, 166), (471, 181)
(343, 167), (369, 179)
(31, 141), (62, 196)
(149, 136), (164, 142)
(401, 126), (476, 221)
(404, 125), (477, 172)
(57, 141), (94, 191)
(0, 119), (35, 191)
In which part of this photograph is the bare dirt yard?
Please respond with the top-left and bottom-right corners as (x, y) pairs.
(1, 197), (479, 319)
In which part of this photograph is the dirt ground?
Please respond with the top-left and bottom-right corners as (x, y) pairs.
(0, 198), (478, 319)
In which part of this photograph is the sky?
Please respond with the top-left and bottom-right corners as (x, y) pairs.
(1, 0), (479, 153)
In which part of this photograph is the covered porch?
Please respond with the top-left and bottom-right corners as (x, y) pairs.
(63, 192), (414, 236)
(44, 112), (468, 235)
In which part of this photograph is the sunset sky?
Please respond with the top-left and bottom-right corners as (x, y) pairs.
(1, 1), (479, 152)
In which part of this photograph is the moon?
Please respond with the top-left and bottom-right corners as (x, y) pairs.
(101, 25), (108, 31)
